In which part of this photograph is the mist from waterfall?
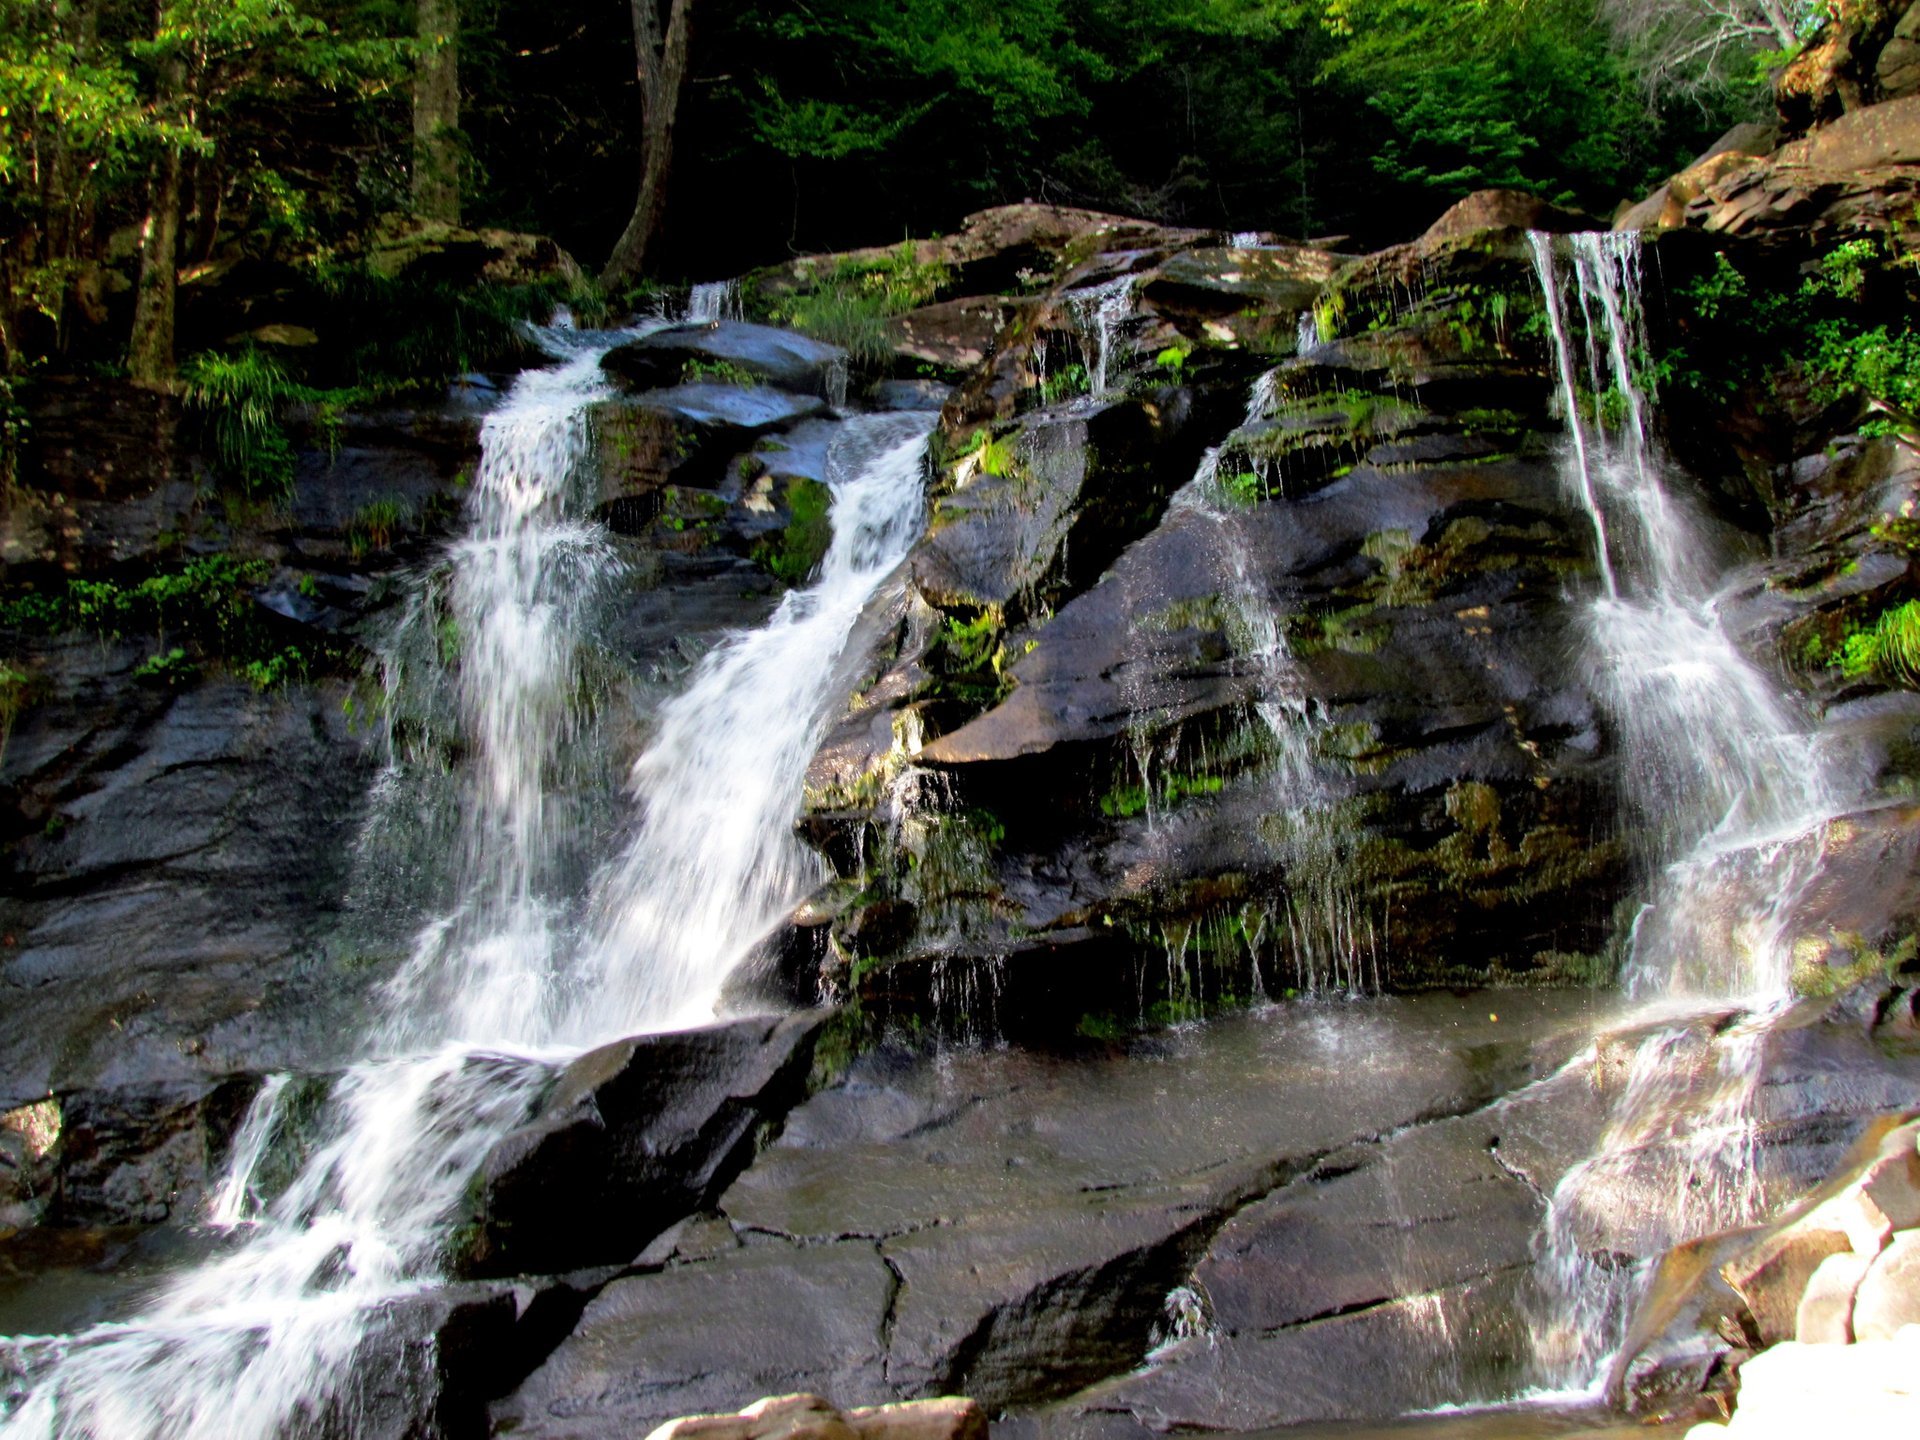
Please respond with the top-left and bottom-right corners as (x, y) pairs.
(0, 325), (932, 1438)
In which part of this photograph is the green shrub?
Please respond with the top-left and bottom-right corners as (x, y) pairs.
(181, 350), (301, 499)
(349, 494), (413, 555)
(773, 240), (950, 367)
(1839, 600), (1920, 685)
(0, 556), (326, 690)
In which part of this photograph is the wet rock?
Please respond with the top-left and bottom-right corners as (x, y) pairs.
(460, 1012), (828, 1278)
(911, 398), (1203, 619)
(1042, 1272), (1533, 1436)
(1194, 1117), (1544, 1333)
(603, 323), (848, 399)
(1137, 245), (1342, 322)
(0, 655), (381, 1121)
(321, 1270), (609, 1440)
(493, 1240), (897, 1439)
(494, 994), (1608, 1434)
(869, 380), (954, 413)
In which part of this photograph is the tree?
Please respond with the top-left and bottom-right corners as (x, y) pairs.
(1598, 0), (1825, 98)
(123, 0), (406, 385)
(0, 0), (167, 365)
(412, 0), (460, 222)
(601, 0), (693, 286)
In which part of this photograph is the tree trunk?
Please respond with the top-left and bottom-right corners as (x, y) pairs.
(128, 142), (184, 387)
(412, 0), (461, 223)
(602, 0), (694, 286)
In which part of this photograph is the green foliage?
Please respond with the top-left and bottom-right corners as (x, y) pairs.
(1040, 362), (1090, 405)
(682, 357), (762, 387)
(306, 263), (548, 383)
(181, 349), (301, 498)
(938, 611), (1004, 672)
(1838, 601), (1920, 686)
(773, 242), (951, 367)
(0, 554), (326, 689)
(348, 494), (412, 555)
(753, 478), (834, 585)
(1154, 344), (1192, 382)
(1100, 770), (1225, 819)
(1654, 236), (1920, 445)
(1220, 469), (1270, 507)
(133, 646), (195, 686)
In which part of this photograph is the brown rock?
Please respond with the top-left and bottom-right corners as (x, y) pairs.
(1796, 1248), (1873, 1343)
(1852, 1229), (1920, 1341)
(1859, 1122), (1920, 1232)
(1880, 6), (1920, 100)
(1416, 189), (1590, 251)
(889, 299), (1011, 372)
(847, 1397), (988, 1440)
(646, 1394), (856, 1440)
(1614, 184), (1681, 234)
(644, 1395), (988, 1440)
(1775, 94), (1920, 172)
(1671, 151), (1768, 207)
(1722, 1213), (1853, 1344)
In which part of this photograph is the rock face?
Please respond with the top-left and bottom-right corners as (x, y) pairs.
(792, 188), (1623, 1032)
(494, 992), (1610, 1438)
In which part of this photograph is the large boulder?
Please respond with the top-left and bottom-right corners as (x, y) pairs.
(458, 1012), (828, 1278)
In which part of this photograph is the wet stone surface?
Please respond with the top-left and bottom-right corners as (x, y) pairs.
(494, 992), (1615, 1438)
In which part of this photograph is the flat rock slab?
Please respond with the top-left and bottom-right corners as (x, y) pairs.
(494, 1240), (896, 1439)
(604, 324), (847, 398)
(628, 385), (830, 436)
(497, 993), (1613, 1434)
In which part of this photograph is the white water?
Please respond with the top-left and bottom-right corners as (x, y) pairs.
(685, 279), (741, 325)
(0, 324), (931, 1436)
(1523, 232), (1854, 1386)
(1067, 276), (1136, 397)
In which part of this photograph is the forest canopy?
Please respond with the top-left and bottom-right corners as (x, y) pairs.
(0, 0), (1839, 381)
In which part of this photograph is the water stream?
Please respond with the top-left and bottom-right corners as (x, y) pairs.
(1521, 231), (1856, 1387)
(0, 324), (932, 1437)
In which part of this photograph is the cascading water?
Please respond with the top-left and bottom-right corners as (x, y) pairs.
(1155, 377), (1382, 999)
(1521, 231), (1857, 1387)
(0, 320), (932, 1436)
(1066, 276), (1136, 397)
(563, 410), (933, 1036)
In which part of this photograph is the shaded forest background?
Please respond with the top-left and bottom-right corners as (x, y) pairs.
(0, 0), (1833, 389)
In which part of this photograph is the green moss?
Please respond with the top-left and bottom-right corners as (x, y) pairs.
(752, 478), (832, 585)
(1100, 771), (1225, 818)
(1791, 932), (1915, 1000)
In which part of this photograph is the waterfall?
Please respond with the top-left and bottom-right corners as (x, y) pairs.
(1153, 376), (1381, 999)
(685, 279), (741, 325)
(1522, 232), (1855, 1388)
(0, 329), (932, 1436)
(563, 411), (933, 1036)
(1066, 276), (1135, 397)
